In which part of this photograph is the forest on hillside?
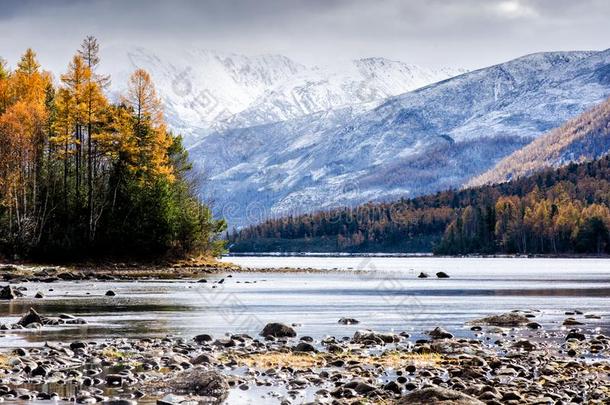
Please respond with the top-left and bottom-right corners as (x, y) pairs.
(230, 155), (610, 255)
(0, 38), (226, 261)
(470, 95), (610, 187)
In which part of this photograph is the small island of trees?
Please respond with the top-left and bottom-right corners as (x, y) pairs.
(0, 37), (226, 261)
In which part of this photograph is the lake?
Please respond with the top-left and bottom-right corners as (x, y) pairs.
(1, 256), (610, 348)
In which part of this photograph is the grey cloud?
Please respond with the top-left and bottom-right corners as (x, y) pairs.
(0, 0), (608, 73)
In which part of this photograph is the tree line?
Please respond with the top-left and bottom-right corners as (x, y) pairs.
(230, 155), (610, 255)
(0, 38), (226, 261)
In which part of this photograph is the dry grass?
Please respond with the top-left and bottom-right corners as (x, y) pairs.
(0, 354), (11, 370)
(226, 350), (443, 370)
(100, 347), (132, 360)
(229, 351), (325, 369)
(373, 351), (443, 368)
(171, 256), (240, 270)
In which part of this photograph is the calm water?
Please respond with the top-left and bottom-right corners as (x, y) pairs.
(1, 256), (609, 348)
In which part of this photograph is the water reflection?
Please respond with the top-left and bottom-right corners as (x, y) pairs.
(0, 256), (609, 347)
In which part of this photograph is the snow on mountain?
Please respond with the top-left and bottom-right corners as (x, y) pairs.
(115, 48), (306, 139)
(221, 57), (467, 128)
(187, 50), (610, 228)
(468, 95), (610, 187)
(117, 48), (465, 142)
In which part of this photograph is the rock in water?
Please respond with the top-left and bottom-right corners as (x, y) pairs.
(260, 322), (297, 338)
(193, 334), (213, 344)
(190, 353), (217, 365)
(105, 290), (116, 297)
(563, 317), (584, 326)
(471, 312), (530, 327)
(427, 327), (454, 339)
(294, 342), (316, 352)
(418, 272), (429, 278)
(0, 285), (22, 299)
(398, 386), (484, 405)
(436, 272), (450, 278)
(168, 368), (229, 403)
(338, 317), (359, 325)
(17, 308), (43, 327)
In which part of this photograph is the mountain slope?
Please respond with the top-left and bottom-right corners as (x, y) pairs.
(468, 96), (610, 186)
(229, 154), (610, 254)
(119, 48), (465, 141)
(188, 50), (610, 227)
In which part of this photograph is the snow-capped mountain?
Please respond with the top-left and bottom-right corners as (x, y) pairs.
(117, 48), (466, 141)
(468, 95), (610, 187)
(114, 48), (306, 139)
(187, 50), (610, 227)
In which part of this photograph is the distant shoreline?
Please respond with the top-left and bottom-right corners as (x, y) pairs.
(226, 252), (610, 259)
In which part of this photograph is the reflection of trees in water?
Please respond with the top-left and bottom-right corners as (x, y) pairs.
(8, 319), (173, 345)
(493, 288), (610, 297)
(0, 293), (185, 344)
(0, 301), (193, 316)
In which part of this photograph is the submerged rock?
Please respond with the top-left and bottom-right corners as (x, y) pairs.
(338, 317), (359, 325)
(563, 317), (584, 326)
(260, 322), (296, 338)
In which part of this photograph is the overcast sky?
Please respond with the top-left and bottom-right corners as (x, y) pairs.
(1, 0), (610, 73)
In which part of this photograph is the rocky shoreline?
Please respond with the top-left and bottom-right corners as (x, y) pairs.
(0, 309), (608, 404)
(0, 262), (336, 284)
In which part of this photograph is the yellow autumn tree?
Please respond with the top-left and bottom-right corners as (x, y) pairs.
(0, 57), (9, 114)
(0, 49), (50, 245)
(122, 69), (174, 181)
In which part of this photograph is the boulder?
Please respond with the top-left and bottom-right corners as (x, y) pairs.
(436, 272), (450, 278)
(260, 322), (296, 338)
(166, 368), (229, 403)
(427, 327), (453, 340)
(294, 342), (316, 353)
(193, 334), (213, 344)
(565, 331), (586, 341)
(190, 353), (217, 365)
(512, 340), (537, 351)
(353, 330), (398, 345)
(397, 386), (484, 404)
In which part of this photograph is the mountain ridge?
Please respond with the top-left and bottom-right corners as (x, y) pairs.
(115, 47), (466, 141)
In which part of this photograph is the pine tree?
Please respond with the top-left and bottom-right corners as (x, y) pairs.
(77, 36), (109, 241)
